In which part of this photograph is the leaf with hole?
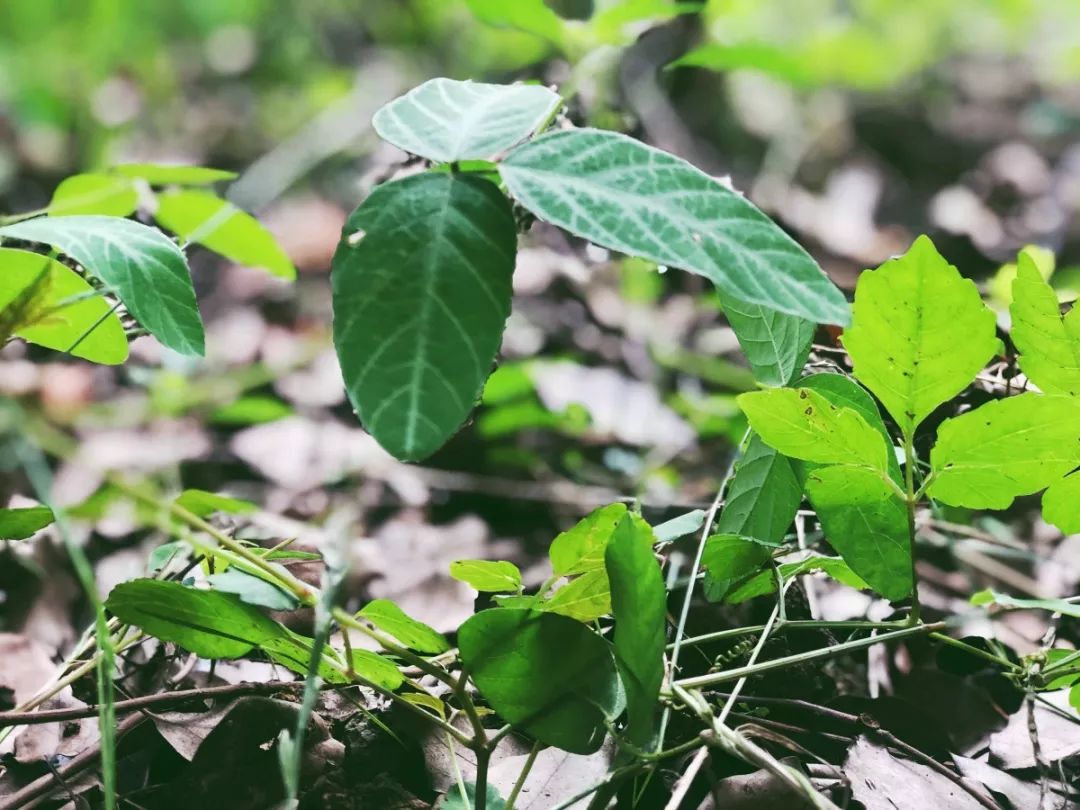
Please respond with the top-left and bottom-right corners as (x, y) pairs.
(458, 608), (622, 754)
(0, 216), (204, 356)
(331, 173), (516, 461)
(449, 559), (522, 593)
(737, 387), (888, 471)
(106, 579), (286, 659)
(0, 506), (55, 540)
(501, 128), (849, 325)
(605, 514), (666, 747)
(805, 465), (911, 601)
(358, 599), (450, 654)
(1010, 249), (1080, 396)
(928, 393), (1080, 509)
(0, 247), (128, 364)
(373, 78), (562, 163)
(155, 189), (295, 280)
(842, 235), (997, 436)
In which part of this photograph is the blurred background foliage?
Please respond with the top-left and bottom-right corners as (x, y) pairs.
(2, 0), (1079, 546)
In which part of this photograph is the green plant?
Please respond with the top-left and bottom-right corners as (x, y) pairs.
(5, 74), (1080, 810)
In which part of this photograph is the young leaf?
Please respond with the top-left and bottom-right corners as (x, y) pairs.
(154, 189), (296, 280)
(358, 598), (450, 654)
(112, 163), (238, 186)
(49, 173), (137, 217)
(209, 395), (293, 425)
(799, 372), (902, 483)
(715, 434), (803, 545)
(0, 248), (128, 364)
(501, 128), (850, 325)
(701, 534), (771, 602)
(549, 502), (628, 576)
(458, 608), (622, 754)
(542, 569), (611, 622)
(605, 515), (666, 748)
(449, 559), (523, 593)
(720, 293), (815, 386)
(805, 465), (912, 601)
(0, 216), (204, 356)
(1010, 250), (1080, 396)
(653, 509), (706, 542)
(1043, 472), (1080, 535)
(174, 489), (256, 518)
(737, 387), (888, 471)
(0, 506), (55, 540)
(106, 579), (285, 659)
(373, 78), (562, 163)
(928, 393), (1080, 509)
(207, 568), (299, 611)
(842, 235), (997, 436)
(332, 173), (516, 461)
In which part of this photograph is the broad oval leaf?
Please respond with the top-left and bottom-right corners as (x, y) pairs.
(0, 247), (128, 364)
(929, 393), (1080, 509)
(0, 216), (204, 356)
(1043, 472), (1080, 535)
(1010, 250), (1080, 396)
(449, 559), (522, 593)
(842, 235), (997, 437)
(458, 608), (622, 754)
(155, 189), (296, 280)
(332, 173), (516, 461)
(106, 579), (285, 659)
(805, 465), (912, 601)
(501, 128), (849, 325)
(358, 599), (450, 654)
(0, 506), (55, 540)
(737, 387), (888, 471)
(606, 515), (666, 747)
(49, 173), (137, 217)
(373, 78), (562, 163)
(549, 502), (628, 576)
(721, 292), (815, 386)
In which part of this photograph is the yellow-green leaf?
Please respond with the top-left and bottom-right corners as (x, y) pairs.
(842, 235), (997, 437)
(155, 189), (295, 280)
(737, 387), (887, 471)
(1010, 249), (1080, 396)
(1043, 472), (1080, 535)
(929, 393), (1080, 509)
(549, 503), (628, 576)
(0, 247), (127, 364)
(543, 569), (611, 622)
(49, 173), (137, 217)
(359, 599), (450, 654)
(449, 559), (522, 593)
(112, 163), (237, 186)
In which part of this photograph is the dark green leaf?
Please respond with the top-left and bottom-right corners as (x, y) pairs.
(106, 579), (285, 659)
(715, 434), (803, 545)
(721, 293), (815, 386)
(805, 466), (911, 601)
(359, 598), (450, 654)
(702, 534), (771, 602)
(0, 216), (204, 356)
(458, 608), (622, 753)
(501, 128), (849, 325)
(606, 515), (666, 747)
(332, 173), (516, 461)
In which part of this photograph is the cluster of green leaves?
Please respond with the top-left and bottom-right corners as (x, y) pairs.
(715, 237), (1080, 606)
(0, 162), (293, 365)
(331, 76), (847, 461)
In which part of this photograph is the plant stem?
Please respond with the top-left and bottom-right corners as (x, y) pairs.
(672, 622), (945, 691)
(667, 619), (906, 651)
(1041, 649), (1080, 675)
(903, 431), (922, 624)
(474, 746), (491, 810)
(505, 739), (541, 810)
(930, 632), (1021, 671)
